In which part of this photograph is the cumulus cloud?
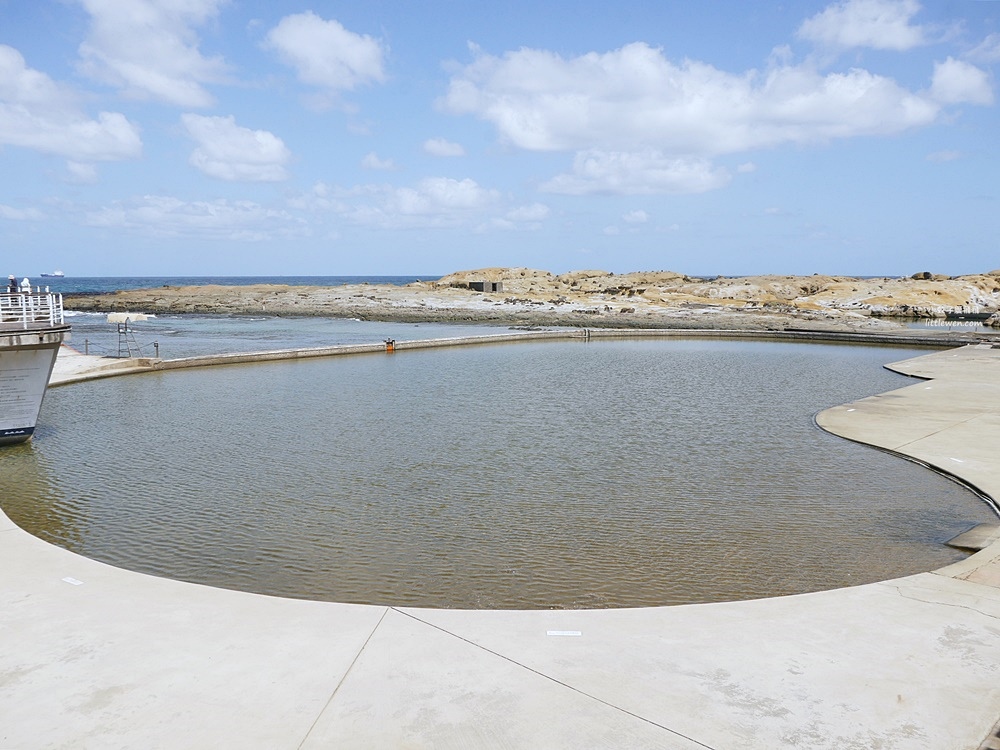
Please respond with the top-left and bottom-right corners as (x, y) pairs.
(0, 44), (141, 162)
(622, 209), (649, 224)
(926, 150), (960, 163)
(294, 177), (501, 229)
(264, 11), (386, 104)
(0, 204), (44, 220)
(361, 152), (396, 170)
(387, 177), (497, 216)
(423, 137), (465, 157)
(440, 30), (996, 195)
(540, 151), (731, 195)
(797, 0), (928, 51)
(506, 203), (550, 222)
(929, 57), (993, 105)
(181, 114), (291, 182)
(66, 161), (99, 183)
(443, 42), (951, 156)
(370, 177), (499, 226)
(86, 195), (305, 240)
(480, 202), (550, 232)
(76, 0), (228, 107)
(968, 33), (1000, 64)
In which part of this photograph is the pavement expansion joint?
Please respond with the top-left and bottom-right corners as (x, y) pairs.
(390, 608), (717, 749)
(892, 411), (991, 452)
(296, 607), (391, 749)
(892, 581), (1000, 619)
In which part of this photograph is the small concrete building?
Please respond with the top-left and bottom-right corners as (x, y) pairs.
(468, 281), (503, 293)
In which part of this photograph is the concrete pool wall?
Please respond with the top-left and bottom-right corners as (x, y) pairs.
(44, 325), (983, 386)
(2, 332), (1000, 748)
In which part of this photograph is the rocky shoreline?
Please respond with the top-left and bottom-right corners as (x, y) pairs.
(63, 267), (1000, 334)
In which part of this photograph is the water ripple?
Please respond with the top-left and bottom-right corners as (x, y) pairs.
(4, 338), (996, 608)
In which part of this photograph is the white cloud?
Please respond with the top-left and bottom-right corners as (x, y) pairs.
(421, 178), (482, 211)
(264, 11), (386, 102)
(66, 161), (99, 183)
(479, 218), (515, 231)
(86, 195), (305, 240)
(929, 58), (993, 105)
(622, 209), (649, 224)
(361, 152), (396, 170)
(181, 114), (291, 182)
(737, 162), (757, 173)
(390, 177), (497, 215)
(76, 0), (228, 107)
(423, 137), (465, 157)
(506, 203), (550, 222)
(968, 33), (1000, 64)
(926, 149), (960, 163)
(296, 177), (501, 229)
(476, 203), (551, 233)
(603, 225), (620, 236)
(0, 44), (142, 161)
(797, 0), (928, 51)
(0, 204), (44, 220)
(286, 181), (352, 213)
(540, 151), (731, 195)
(443, 42), (946, 160)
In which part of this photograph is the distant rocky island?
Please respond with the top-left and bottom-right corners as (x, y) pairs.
(63, 267), (1000, 332)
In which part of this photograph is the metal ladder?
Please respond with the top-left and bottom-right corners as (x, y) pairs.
(117, 319), (142, 358)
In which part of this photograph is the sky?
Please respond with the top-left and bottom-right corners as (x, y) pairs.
(1, 0), (998, 277)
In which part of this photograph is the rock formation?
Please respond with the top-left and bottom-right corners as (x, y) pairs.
(63, 268), (1000, 332)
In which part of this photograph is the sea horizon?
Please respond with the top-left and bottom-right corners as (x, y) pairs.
(26, 275), (441, 294)
(23, 271), (930, 295)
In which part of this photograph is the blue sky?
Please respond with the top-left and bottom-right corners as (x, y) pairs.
(1, 0), (998, 277)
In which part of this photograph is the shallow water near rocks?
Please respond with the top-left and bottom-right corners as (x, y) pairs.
(3, 338), (996, 609)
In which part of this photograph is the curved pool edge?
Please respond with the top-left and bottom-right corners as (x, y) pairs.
(46, 324), (985, 388)
(4, 340), (1000, 747)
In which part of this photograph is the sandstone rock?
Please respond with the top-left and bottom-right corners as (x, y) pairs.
(60, 266), (1000, 336)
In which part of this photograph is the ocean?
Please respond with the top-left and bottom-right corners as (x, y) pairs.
(30, 275), (437, 294)
(63, 309), (519, 360)
(44, 274), (524, 360)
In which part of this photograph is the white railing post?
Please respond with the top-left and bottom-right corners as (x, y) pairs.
(0, 292), (65, 330)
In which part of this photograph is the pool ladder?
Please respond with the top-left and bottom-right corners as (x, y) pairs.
(117, 319), (142, 358)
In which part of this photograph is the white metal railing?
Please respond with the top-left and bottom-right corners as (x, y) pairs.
(0, 292), (65, 330)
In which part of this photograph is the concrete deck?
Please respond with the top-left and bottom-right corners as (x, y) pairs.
(46, 344), (158, 385)
(3, 341), (1000, 748)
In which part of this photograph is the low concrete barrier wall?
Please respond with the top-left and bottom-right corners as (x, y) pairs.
(51, 326), (985, 387)
(153, 327), (975, 373)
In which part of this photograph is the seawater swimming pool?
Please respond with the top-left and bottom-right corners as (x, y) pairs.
(3, 337), (996, 609)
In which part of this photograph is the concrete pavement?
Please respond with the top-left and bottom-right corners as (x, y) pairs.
(46, 344), (157, 385)
(2, 341), (1000, 748)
